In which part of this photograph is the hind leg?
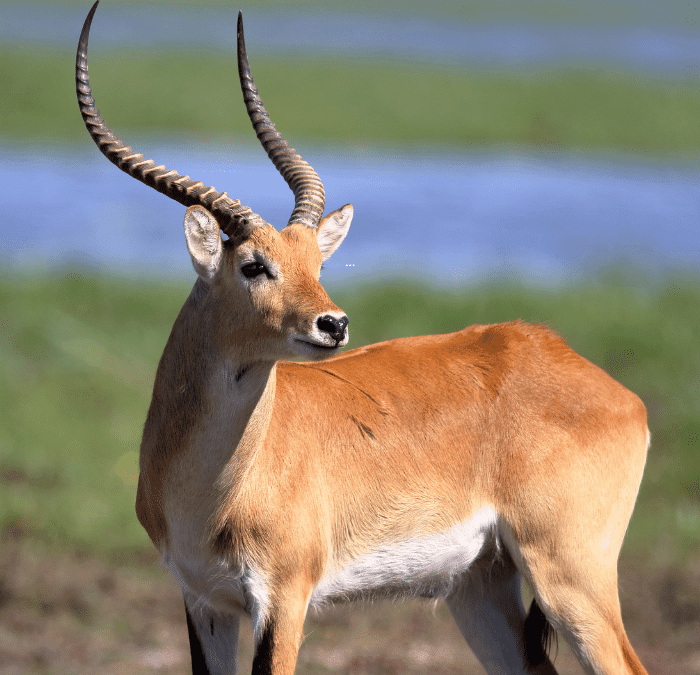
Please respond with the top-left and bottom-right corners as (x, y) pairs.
(445, 556), (557, 675)
(503, 514), (647, 675)
(502, 488), (648, 672)
(521, 560), (646, 675)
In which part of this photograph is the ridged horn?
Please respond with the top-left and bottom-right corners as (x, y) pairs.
(237, 12), (326, 229)
(76, 0), (261, 241)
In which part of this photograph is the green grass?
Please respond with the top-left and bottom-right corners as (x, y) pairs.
(5, 43), (700, 153)
(1, 271), (699, 565)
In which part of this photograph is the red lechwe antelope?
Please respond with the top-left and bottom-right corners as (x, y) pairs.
(76, 3), (650, 674)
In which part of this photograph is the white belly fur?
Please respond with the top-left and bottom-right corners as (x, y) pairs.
(311, 506), (499, 607)
(161, 506), (498, 629)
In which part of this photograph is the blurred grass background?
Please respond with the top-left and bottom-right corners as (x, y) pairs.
(6, 46), (700, 152)
(2, 272), (699, 565)
(2, 0), (700, 671)
(3, 0), (700, 152)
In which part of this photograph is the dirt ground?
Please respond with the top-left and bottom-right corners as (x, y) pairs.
(1, 534), (699, 675)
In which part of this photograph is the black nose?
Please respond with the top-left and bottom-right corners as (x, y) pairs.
(317, 314), (349, 342)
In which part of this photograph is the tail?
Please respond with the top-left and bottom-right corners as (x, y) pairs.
(524, 597), (557, 667)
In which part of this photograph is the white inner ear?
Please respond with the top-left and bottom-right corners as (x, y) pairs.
(317, 204), (353, 262)
(184, 205), (223, 282)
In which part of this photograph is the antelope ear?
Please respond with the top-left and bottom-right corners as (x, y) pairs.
(317, 204), (353, 262)
(184, 206), (223, 282)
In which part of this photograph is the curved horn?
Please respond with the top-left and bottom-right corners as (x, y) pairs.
(237, 12), (326, 229)
(75, 0), (260, 241)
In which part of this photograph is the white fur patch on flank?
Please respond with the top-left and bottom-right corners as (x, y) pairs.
(310, 506), (498, 607)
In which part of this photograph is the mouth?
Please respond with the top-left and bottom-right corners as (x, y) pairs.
(294, 339), (340, 351)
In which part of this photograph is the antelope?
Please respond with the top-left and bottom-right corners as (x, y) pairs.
(76, 2), (650, 674)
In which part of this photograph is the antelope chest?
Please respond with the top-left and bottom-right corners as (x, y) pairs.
(154, 362), (278, 616)
(161, 533), (269, 621)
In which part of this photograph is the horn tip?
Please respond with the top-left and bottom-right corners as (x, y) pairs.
(79, 0), (101, 49)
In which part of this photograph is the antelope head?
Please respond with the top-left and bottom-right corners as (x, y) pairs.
(75, 1), (352, 363)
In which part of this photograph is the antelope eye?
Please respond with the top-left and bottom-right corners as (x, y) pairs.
(241, 262), (268, 279)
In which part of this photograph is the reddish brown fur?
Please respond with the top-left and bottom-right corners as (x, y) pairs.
(76, 4), (649, 667)
(137, 251), (649, 673)
(134, 201), (648, 675)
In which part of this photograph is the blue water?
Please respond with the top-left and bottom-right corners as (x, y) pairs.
(3, 1), (700, 77)
(5, 3), (698, 286)
(3, 142), (698, 285)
